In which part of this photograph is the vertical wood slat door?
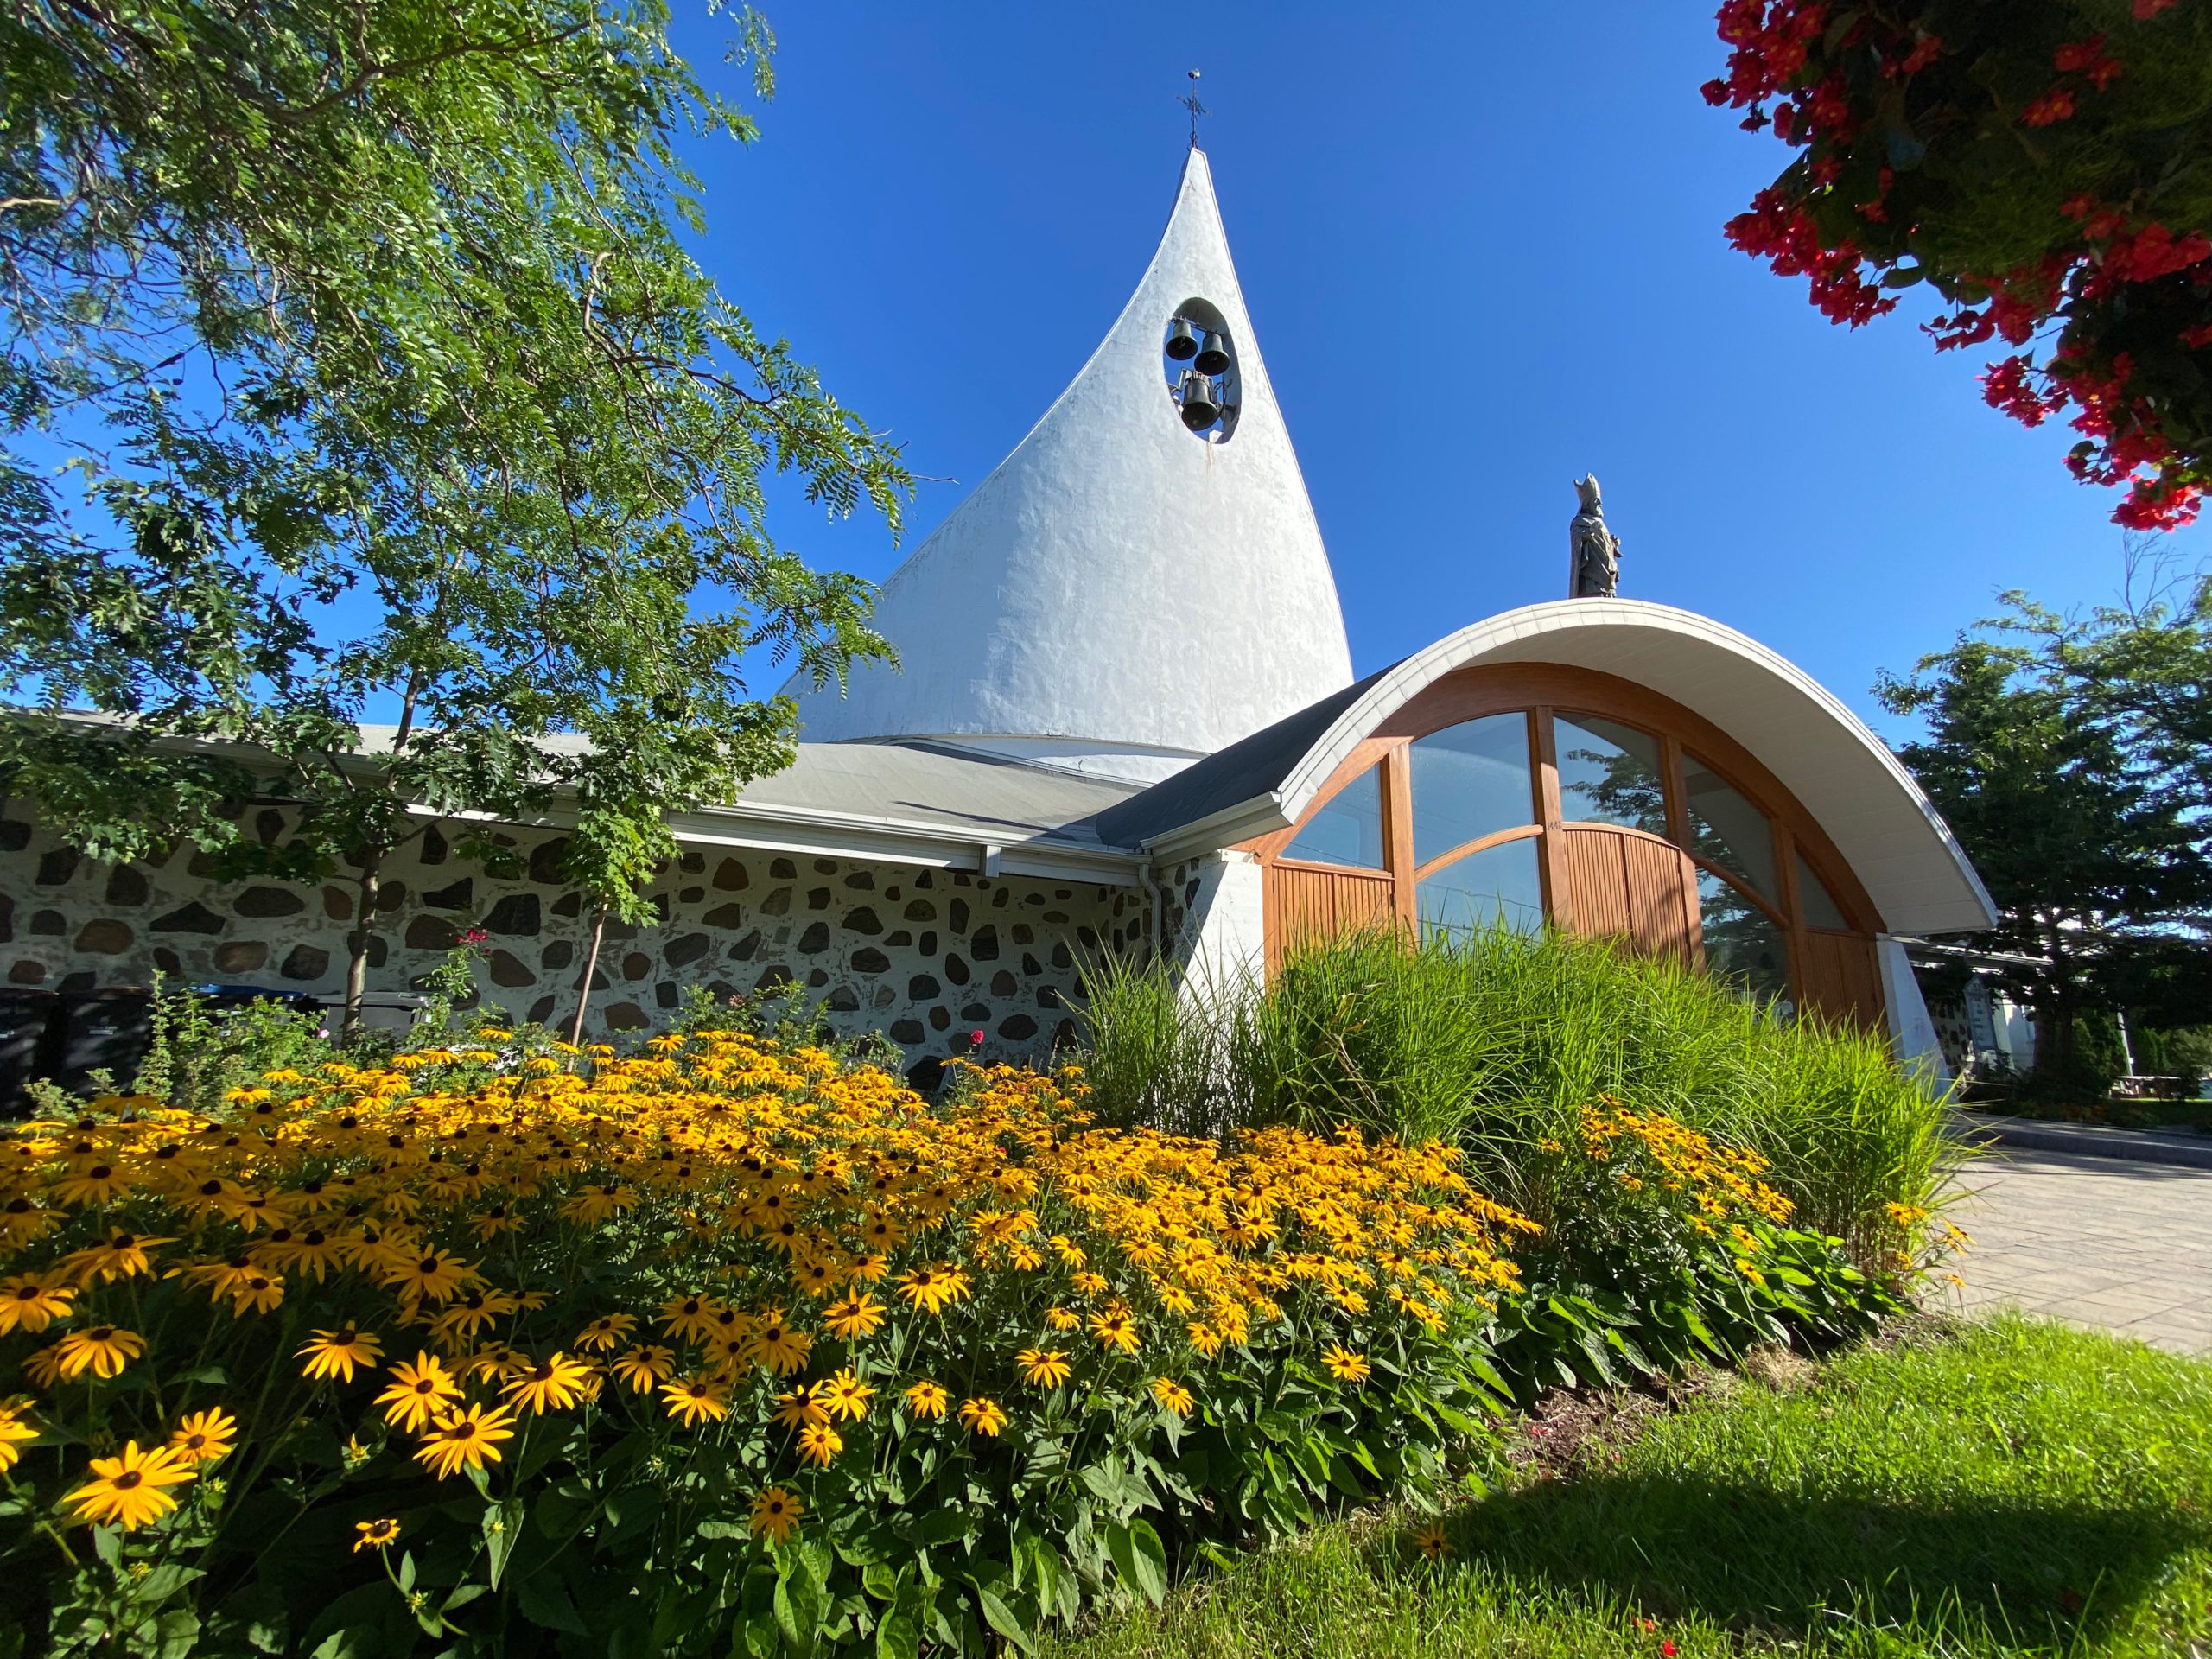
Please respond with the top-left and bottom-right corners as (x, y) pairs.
(1264, 863), (1397, 970)
(1797, 929), (1885, 1030)
(1554, 825), (1700, 963)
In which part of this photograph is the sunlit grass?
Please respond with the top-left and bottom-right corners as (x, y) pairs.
(1052, 1316), (2212, 1659)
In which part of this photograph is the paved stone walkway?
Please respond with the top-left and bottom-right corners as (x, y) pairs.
(1932, 1147), (2212, 1357)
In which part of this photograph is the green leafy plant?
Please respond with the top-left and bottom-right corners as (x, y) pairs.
(1, 0), (911, 1034)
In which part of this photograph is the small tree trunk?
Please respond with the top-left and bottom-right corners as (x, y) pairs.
(569, 904), (608, 1048)
(343, 849), (383, 1043)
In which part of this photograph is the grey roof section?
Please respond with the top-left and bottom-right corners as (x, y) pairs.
(727, 741), (1144, 849)
(1093, 669), (1383, 849)
(6, 710), (1151, 879)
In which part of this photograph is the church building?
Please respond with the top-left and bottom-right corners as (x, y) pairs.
(0, 149), (1992, 1089)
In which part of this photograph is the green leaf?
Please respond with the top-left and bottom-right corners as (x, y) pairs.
(905, 1506), (970, 1547)
(1105, 1517), (1169, 1607)
(517, 1571), (590, 1636)
(302, 1583), (403, 1659)
(1326, 1454), (1369, 1500)
(483, 1494), (525, 1589)
(974, 1586), (1035, 1655)
(874, 1608), (919, 1659)
(774, 1559), (823, 1657)
(798, 1535), (836, 1599)
(152, 1609), (201, 1659)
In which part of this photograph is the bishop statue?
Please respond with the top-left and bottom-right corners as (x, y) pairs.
(1568, 474), (1622, 599)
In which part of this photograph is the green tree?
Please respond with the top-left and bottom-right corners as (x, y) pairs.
(0, 0), (908, 1032)
(1877, 577), (2212, 1087)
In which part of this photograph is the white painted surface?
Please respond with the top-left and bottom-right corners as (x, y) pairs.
(1878, 934), (1954, 1088)
(1998, 1000), (2038, 1071)
(1145, 599), (1996, 937)
(785, 149), (1354, 774)
(1174, 850), (1268, 1007)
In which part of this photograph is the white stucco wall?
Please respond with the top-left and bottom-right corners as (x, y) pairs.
(1877, 934), (1953, 1089)
(1170, 850), (1268, 1011)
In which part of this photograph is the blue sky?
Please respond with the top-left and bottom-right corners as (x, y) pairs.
(696, 3), (2197, 739)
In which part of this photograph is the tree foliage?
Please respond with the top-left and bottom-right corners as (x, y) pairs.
(0, 0), (908, 1023)
(1706, 0), (2212, 529)
(1876, 563), (2212, 1077)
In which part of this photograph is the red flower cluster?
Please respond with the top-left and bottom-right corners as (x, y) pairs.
(1981, 357), (2056, 427)
(1702, 0), (1828, 109)
(2053, 34), (2125, 90)
(1724, 189), (1894, 328)
(1706, 0), (2208, 531)
(2100, 224), (2212, 287)
(2056, 356), (2200, 530)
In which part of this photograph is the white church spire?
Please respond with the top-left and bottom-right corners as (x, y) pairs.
(785, 148), (1355, 781)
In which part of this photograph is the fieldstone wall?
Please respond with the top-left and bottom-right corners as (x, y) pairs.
(1926, 996), (1972, 1075)
(0, 807), (1151, 1074)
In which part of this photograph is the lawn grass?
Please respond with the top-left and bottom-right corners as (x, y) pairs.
(1051, 1316), (2212, 1658)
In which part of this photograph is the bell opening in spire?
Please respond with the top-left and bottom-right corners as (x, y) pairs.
(1163, 296), (1240, 442)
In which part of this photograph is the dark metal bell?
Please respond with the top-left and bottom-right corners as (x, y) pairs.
(1179, 370), (1220, 431)
(1165, 317), (1198, 361)
(1192, 330), (1230, 375)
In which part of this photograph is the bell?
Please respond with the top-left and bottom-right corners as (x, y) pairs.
(1165, 317), (1198, 361)
(1179, 370), (1220, 431)
(1192, 330), (1230, 375)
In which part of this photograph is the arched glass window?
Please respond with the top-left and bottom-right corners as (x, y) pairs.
(1417, 836), (1544, 937)
(1696, 869), (1790, 1004)
(1699, 875), (1787, 1008)
(1253, 669), (1882, 1023)
(1283, 763), (1384, 868)
(1796, 852), (1849, 931)
(1554, 715), (1669, 838)
(1681, 750), (1777, 906)
(1409, 714), (1535, 865)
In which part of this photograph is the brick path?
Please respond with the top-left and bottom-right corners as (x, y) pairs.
(1931, 1147), (2212, 1357)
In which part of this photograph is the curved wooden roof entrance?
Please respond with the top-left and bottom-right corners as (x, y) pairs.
(1239, 663), (1887, 1030)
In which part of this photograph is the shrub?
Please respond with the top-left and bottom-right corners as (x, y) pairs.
(1077, 928), (1956, 1270)
(0, 1031), (1531, 1656)
(1492, 1102), (1909, 1395)
(2021, 1011), (2130, 1104)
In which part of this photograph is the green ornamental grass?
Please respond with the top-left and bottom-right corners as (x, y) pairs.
(1077, 926), (1957, 1262)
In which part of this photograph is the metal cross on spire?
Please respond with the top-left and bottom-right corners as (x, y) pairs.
(1177, 68), (1208, 149)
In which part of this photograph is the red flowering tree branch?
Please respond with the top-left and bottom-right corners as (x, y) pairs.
(1707, 0), (2212, 529)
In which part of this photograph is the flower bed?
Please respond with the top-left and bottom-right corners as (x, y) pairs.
(0, 1033), (1535, 1656)
(1492, 1101), (1917, 1395)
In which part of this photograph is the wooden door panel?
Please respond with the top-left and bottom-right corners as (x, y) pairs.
(1622, 834), (1700, 963)
(1264, 863), (1396, 969)
(1556, 825), (1700, 965)
(1557, 830), (1631, 938)
(1799, 929), (1885, 1030)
